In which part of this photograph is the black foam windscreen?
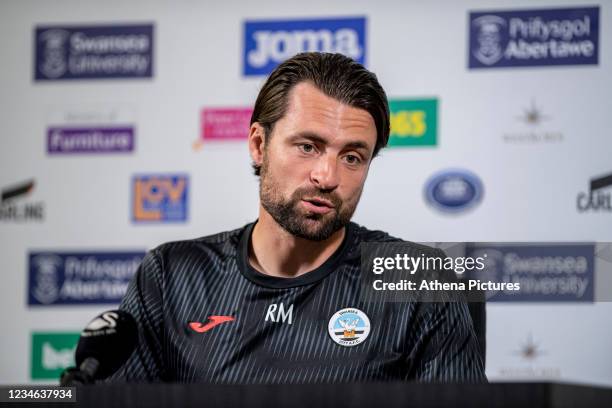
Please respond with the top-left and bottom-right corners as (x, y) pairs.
(75, 310), (138, 380)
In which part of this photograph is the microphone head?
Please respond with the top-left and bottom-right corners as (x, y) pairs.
(75, 310), (138, 380)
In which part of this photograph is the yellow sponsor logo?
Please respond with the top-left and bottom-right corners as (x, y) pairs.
(390, 110), (427, 138)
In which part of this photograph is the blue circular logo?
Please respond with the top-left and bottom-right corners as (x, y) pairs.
(424, 169), (483, 213)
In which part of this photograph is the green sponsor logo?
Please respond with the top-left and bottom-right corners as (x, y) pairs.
(388, 99), (438, 147)
(31, 332), (79, 380)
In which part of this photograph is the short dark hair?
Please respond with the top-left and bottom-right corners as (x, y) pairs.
(250, 52), (390, 176)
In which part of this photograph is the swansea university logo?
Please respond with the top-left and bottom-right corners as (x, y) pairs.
(35, 24), (154, 80)
(243, 17), (366, 76)
(465, 244), (594, 302)
(328, 308), (370, 347)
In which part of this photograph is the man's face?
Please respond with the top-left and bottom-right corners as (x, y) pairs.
(257, 82), (377, 241)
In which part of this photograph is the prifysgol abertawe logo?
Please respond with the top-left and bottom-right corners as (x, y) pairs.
(0, 179), (44, 222)
(577, 172), (612, 212)
(469, 7), (599, 69)
(28, 251), (145, 305)
(328, 308), (371, 347)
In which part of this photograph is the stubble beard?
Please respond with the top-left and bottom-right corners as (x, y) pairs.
(258, 154), (361, 241)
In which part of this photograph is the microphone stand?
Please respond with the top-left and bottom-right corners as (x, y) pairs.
(59, 358), (99, 386)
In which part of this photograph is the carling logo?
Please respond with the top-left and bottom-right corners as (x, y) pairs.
(243, 17), (366, 76)
(0, 179), (44, 222)
(577, 172), (612, 213)
(35, 24), (154, 80)
(388, 99), (438, 147)
(132, 174), (189, 222)
(196, 108), (253, 149)
(47, 126), (134, 154)
(28, 251), (145, 305)
(469, 7), (599, 69)
(466, 244), (595, 302)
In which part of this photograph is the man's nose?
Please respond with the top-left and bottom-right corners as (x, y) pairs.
(310, 155), (340, 191)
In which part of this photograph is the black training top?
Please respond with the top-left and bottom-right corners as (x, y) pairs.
(107, 221), (486, 383)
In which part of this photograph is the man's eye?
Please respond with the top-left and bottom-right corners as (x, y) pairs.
(344, 154), (361, 165)
(299, 143), (315, 154)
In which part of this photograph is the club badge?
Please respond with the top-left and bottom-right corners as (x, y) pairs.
(328, 308), (371, 347)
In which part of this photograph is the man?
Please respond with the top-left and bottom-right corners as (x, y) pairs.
(110, 52), (486, 383)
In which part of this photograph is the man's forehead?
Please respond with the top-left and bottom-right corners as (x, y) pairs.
(282, 82), (377, 146)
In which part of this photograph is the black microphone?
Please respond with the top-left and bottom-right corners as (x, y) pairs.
(60, 310), (138, 385)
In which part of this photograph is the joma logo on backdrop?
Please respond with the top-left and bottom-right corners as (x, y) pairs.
(243, 17), (366, 76)
(35, 24), (154, 80)
(132, 174), (189, 222)
(469, 6), (599, 69)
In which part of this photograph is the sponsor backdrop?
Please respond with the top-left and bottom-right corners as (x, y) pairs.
(0, 0), (611, 386)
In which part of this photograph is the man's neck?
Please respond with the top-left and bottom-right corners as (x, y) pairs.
(249, 207), (346, 278)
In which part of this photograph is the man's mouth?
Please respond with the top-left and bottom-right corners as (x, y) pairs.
(301, 197), (335, 215)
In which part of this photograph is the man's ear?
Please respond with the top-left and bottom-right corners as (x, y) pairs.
(248, 122), (266, 167)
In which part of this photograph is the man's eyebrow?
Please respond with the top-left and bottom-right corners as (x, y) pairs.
(289, 131), (372, 153)
(288, 131), (327, 145)
(343, 141), (370, 152)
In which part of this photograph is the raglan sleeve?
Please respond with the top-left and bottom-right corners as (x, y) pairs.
(412, 249), (487, 383)
(104, 249), (166, 382)
(412, 301), (487, 382)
